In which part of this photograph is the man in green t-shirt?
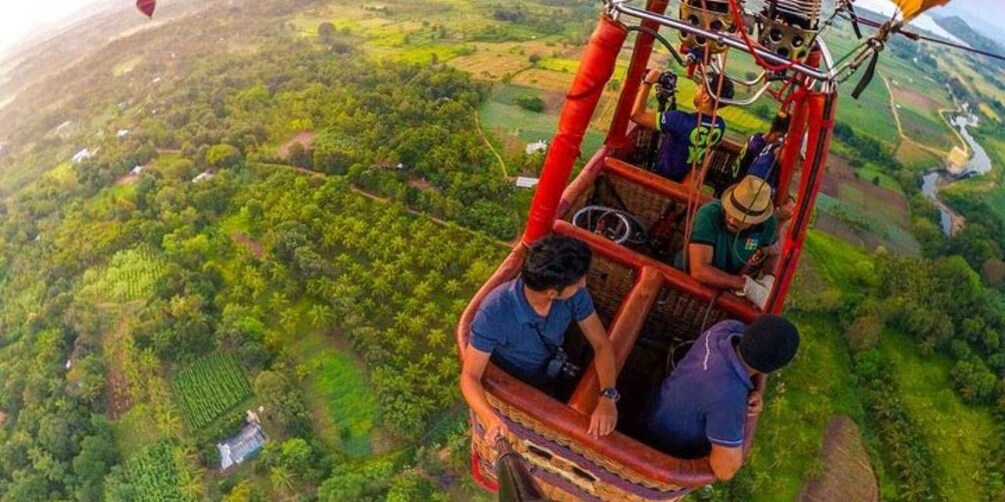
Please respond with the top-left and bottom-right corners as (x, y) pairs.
(684, 175), (779, 309)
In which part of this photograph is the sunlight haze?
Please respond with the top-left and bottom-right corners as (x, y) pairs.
(0, 0), (107, 59)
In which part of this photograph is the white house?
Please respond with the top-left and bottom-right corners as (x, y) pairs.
(55, 121), (73, 136)
(72, 149), (92, 164)
(525, 140), (548, 155)
(192, 171), (216, 183)
(217, 421), (268, 470)
(515, 177), (540, 189)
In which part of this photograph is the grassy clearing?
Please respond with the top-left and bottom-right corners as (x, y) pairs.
(112, 405), (167, 461)
(479, 100), (605, 156)
(293, 330), (380, 458)
(895, 140), (943, 170)
(856, 163), (903, 193)
(803, 229), (875, 291)
(898, 105), (956, 152)
(837, 80), (899, 149)
(879, 330), (998, 501)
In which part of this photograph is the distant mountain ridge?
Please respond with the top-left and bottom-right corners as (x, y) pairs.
(933, 15), (1005, 68)
(928, 4), (1005, 48)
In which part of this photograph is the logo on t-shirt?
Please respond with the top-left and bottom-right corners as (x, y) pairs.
(688, 124), (724, 166)
(744, 237), (759, 251)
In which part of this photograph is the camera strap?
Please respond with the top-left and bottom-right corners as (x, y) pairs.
(529, 323), (560, 359)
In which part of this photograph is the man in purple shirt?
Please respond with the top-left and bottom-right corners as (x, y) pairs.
(646, 315), (799, 480)
(740, 113), (790, 192)
(632, 69), (735, 184)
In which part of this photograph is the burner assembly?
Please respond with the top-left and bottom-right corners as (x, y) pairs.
(756, 0), (824, 61)
(677, 0), (744, 54)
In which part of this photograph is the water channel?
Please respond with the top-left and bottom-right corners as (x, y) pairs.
(920, 113), (993, 235)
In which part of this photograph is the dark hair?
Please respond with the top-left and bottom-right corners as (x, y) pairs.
(738, 315), (800, 373)
(705, 71), (735, 105)
(521, 235), (592, 292)
(770, 113), (790, 135)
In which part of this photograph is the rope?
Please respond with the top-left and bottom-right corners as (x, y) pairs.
(680, 19), (729, 268)
(726, 0), (798, 73)
(842, 13), (1005, 63)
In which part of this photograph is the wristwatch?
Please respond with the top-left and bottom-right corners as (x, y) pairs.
(599, 387), (620, 402)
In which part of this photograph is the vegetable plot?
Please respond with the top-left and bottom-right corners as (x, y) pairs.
(172, 355), (253, 428)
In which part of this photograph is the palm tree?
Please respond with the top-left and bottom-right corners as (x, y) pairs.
(427, 328), (447, 348)
(279, 309), (297, 331)
(268, 291), (287, 311)
(156, 408), (183, 437)
(308, 304), (332, 330)
(270, 466), (295, 496)
(178, 464), (206, 500)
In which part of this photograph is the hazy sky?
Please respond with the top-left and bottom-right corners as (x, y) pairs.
(0, 0), (106, 58)
(0, 0), (1002, 60)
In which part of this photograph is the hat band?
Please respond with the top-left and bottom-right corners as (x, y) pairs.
(729, 191), (768, 218)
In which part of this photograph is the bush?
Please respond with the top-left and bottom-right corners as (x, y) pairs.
(514, 96), (545, 113)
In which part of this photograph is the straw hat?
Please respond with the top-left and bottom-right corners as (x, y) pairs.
(722, 175), (774, 225)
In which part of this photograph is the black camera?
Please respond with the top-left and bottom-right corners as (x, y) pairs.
(655, 70), (678, 102)
(546, 347), (580, 379)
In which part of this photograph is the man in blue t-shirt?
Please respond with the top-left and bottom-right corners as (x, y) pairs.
(460, 235), (620, 444)
(646, 315), (799, 480)
(631, 68), (735, 184)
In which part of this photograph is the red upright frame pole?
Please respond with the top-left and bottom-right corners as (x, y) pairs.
(604, 0), (671, 150)
(522, 15), (628, 245)
(774, 51), (821, 207)
(767, 90), (836, 312)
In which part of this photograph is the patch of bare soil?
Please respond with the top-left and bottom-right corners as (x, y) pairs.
(893, 85), (942, 111)
(822, 153), (910, 214)
(538, 89), (566, 112)
(115, 164), (153, 186)
(231, 232), (264, 259)
(278, 131), (316, 158)
(104, 318), (134, 420)
(797, 416), (879, 502)
(408, 178), (436, 192)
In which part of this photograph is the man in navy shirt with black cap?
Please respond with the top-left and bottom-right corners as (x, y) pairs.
(646, 315), (799, 480)
(631, 68), (735, 186)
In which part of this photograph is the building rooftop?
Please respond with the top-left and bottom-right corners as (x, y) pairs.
(218, 422), (267, 470)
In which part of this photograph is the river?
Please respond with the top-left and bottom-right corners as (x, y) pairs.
(920, 112), (992, 236)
